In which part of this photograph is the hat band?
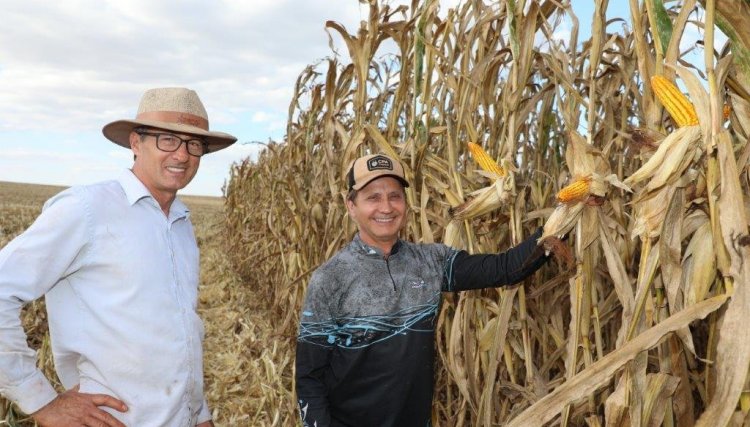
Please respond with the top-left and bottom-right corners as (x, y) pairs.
(136, 111), (209, 131)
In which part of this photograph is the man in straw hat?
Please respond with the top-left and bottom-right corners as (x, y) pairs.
(0, 87), (236, 426)
(295, 153), (556, 427)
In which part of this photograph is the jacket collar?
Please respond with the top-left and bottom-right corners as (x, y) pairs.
(352, 233), (402, 258)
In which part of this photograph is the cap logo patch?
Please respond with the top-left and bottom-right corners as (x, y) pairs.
(367, 155), (393, 171)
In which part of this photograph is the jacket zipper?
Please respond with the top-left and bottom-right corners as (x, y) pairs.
(385, 257), (396, 291)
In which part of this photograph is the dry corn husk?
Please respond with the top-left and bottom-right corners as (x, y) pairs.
(682, 219), (717, 305)
(625, 68), (705, 242)
(450, 157), (515, 221)
(695, 130), (750, 427)
(540, 132), (630, 241)
(539, 202), (585, 242)
(624, 126), (702, 190)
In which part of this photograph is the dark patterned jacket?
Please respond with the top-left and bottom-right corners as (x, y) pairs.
(296, 229), (546, 427)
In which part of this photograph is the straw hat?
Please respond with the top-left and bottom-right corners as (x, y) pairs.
(102, 87), (237, 153)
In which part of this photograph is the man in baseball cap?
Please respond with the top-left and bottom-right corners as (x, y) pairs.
(0, 87), (234, 426)
(296, 152), (553, 426)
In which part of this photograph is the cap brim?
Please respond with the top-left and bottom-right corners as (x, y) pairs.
(352, 174), (410, 191)
(102, 119), (237, 153)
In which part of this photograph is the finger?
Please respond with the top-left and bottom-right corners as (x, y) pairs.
(87, 409), (127, 427)
(88, 393), (129, 412)
(83, 416), (108, 427)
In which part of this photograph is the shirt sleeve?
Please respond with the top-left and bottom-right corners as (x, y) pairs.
(295, 271), (335, 427)
(0, 189), (90, 414)
(444, 227), (548, 292)
(196, 396), (211, 424)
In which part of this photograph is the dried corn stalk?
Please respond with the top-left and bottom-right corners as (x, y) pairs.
(218, 1), (750, 426)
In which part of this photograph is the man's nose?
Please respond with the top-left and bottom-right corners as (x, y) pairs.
(172, 141), (191, 159)
(379, 199), (394, 211)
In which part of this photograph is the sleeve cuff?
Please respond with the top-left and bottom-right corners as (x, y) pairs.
(3, 369), (57, 415)
(196, 397), (212, 424)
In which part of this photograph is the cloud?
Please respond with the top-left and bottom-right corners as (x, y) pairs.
(0, 0), (367, 131)
(3, 147), (92, 162)
(251, 112), (274, 123)
(0, 0), (468, 195)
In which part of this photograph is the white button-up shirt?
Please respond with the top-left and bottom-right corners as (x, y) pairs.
(0, 170), (210, 426)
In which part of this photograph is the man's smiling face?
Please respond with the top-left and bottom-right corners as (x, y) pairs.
(346, 176), (407, 254)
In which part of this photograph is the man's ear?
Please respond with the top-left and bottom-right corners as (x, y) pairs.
(345, 198), (356, 216)
(129, 131), (141, 153)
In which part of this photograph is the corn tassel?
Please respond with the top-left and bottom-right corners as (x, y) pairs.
(467, 142), (506, 177)
(650, 75), (699, 127)
(557, 176), (591, 204)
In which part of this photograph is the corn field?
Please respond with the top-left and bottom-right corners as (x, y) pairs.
(225, 0), (750, 426)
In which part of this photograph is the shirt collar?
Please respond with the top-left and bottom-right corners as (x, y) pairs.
(352, 233), (402, 257)
(117, 169), (190, 219)
(118, 169), (151, 206)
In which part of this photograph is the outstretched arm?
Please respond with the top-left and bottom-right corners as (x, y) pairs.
(447, 227), (549, 291)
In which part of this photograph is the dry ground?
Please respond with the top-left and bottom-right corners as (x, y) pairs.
(0, 181), (278, 426)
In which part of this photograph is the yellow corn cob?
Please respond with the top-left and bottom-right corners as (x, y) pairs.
(467, 142), (506, 177)
(556, 176), (591, 204)
(651, 75), (699, 127)
(723, 104), (731, 120)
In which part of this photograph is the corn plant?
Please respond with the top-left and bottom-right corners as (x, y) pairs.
(227, 0), (750, 425)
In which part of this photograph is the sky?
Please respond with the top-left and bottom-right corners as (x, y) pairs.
(0, 0), (688, 197)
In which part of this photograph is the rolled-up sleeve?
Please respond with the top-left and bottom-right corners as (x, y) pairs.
(0, 190), (89, 413)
